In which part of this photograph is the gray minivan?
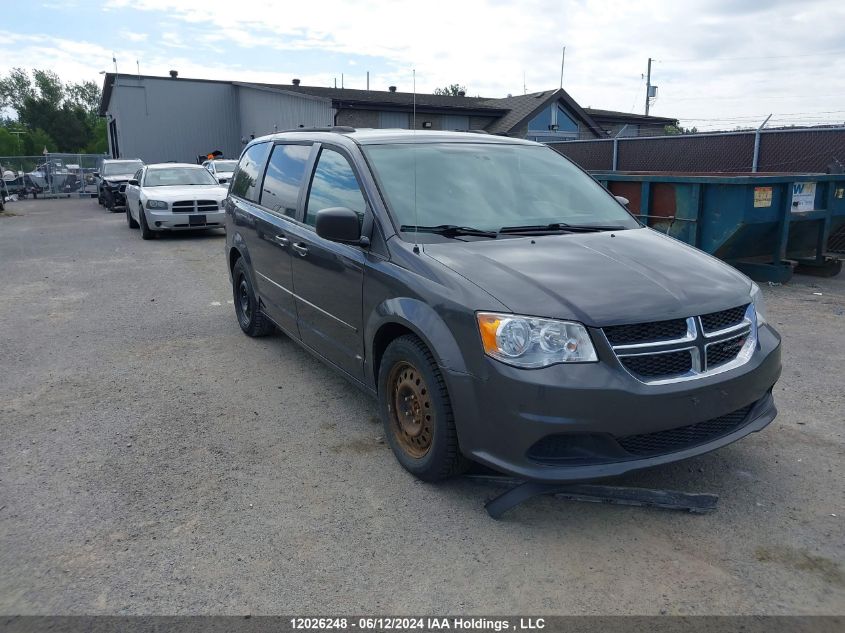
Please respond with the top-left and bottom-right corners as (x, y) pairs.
(224, 128), (781, 483)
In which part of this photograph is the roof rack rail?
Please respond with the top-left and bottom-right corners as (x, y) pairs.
(279, 126), (357, 134)
(464, 129), (489, 134)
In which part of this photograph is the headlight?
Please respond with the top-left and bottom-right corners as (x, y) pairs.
(750, 283), (767, 326)
(477, 312), (598, 368)
(146, 199), (168, 209)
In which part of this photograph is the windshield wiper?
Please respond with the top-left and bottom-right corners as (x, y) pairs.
(400, 224), (498, 239)
(498, 222), (627, 235)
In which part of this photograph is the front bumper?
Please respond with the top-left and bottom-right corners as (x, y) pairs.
(105, 186), (127, 207)
(446, 324), (782, 482)
(144, 208), (226, 230)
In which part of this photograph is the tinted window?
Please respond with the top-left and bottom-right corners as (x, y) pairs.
(304, 148), (366, 227)
(231, 142), (271, 202)
(260, 144), (312, 217)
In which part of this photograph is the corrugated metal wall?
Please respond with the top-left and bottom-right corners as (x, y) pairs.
(237, 85), (335, 140)
(106, 77), (241, 163)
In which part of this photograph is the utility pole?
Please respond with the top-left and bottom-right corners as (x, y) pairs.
(645, 57), (652, 115)
(559, 46), (566, 89)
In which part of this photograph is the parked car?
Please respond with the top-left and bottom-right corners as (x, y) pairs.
(224, 129), (781, 483)
(124, 163), (227, 239)
(202, 159), (238, 184)
(96, 159), (144, 211)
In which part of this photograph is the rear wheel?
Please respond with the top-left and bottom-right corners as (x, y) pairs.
(378, 335), (468, 481)
(126, 206), (138, 229)
(138, 205), (155, 239)
(232, 258), (274, 337)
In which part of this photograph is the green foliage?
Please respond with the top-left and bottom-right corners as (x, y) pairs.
(22, 128), (57, 155)
(433, 84), (467, 96)
(0, 67), (103, 155)
(664, 124), (698, 135)
(0, 128), (18, 155)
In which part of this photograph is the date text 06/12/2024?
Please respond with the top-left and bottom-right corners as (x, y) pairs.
(290, 617), (546, 631)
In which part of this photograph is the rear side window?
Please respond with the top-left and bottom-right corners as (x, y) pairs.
(304, 148), (367, 227)
(231, 142), (271, 202)
(260, 144), (312, 217)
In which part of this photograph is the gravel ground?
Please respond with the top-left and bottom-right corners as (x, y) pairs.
(0, 198), (843, 615)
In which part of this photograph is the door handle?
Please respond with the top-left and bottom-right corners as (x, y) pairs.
(274, 235), (290, 247)
(291, 243), (309, 257)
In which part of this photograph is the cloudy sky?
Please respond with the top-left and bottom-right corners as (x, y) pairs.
(2, 0), (844, 130)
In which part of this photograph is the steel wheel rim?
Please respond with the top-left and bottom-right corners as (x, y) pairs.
(387, 361), (433, 458)
(237, 276), (252, 324)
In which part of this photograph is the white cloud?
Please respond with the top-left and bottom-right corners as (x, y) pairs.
(4, 0), (845, 129)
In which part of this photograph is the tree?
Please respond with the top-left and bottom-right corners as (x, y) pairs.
(663, 124), (698, 135)
(433, 84), (467, 96)
(0, 68), (103, 154)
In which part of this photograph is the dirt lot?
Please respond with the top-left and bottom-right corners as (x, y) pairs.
(0, 198), (843, 615)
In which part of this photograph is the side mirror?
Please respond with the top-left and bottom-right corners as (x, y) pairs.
(128, 179), (139, 186)
(315, 207), (364, 245)
(614, 195), (630, 206)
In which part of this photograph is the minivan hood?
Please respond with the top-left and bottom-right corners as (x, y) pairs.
(422, 228), (752, 326)
(104, 173), (135, 182)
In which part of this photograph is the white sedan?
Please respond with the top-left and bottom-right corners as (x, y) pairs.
(202, 159), (238, 184)
(124, 164), (229, 239)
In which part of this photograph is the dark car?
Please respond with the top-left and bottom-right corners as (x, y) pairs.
(224, 128), (781, 483)
(96, 159), (144, 211)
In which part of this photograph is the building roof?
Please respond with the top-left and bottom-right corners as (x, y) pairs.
(584, 108), (677, 124)
(262, 83), (506, 113)
(479, 89), (604, 136)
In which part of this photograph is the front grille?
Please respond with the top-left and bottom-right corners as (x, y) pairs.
(620, 350), (692, 379)
(700, 305), (748, 333)
(171, 200), (219, 213)
(617, 404), (754, 456)
(706, 334), (747, 368)
(604, 318), (688, 346)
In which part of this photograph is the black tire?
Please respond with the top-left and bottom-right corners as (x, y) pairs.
(232, 258), (274, 337)
(104, 189), (114, 211)
(378, 334), (468, 481)
(126, 206), (139, 229)
(138, 205), (155, 240)
(97, 188), (104, 206)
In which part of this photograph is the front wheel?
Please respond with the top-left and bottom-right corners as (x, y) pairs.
(378, 335), (468, 481)
(126, 206), (138, 229)
(138, 206), (155, 239)
(232, 258), (274, 337)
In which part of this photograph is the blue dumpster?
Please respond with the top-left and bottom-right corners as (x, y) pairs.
(592, 172), (845, 283)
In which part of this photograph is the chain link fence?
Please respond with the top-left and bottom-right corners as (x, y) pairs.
(1, 154), (107, 200)
(550, 127), (845, 174)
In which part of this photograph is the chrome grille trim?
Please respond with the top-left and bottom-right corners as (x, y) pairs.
(604, 305), (758, 385)
(171, 200), (220, 213)
(612, 318), (697, 351)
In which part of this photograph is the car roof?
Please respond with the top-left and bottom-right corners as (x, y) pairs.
(250, 128), (542, 148)
(146, 163), (206, 170)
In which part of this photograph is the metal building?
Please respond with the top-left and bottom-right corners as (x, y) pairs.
(98, 73), (335, 163)
(98, 73), (677, 163)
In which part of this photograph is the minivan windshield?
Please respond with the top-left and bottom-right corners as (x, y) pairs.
(363, 143), (639, 234)
(102, 160), (143, 176)
(144, 167), (219, 187)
